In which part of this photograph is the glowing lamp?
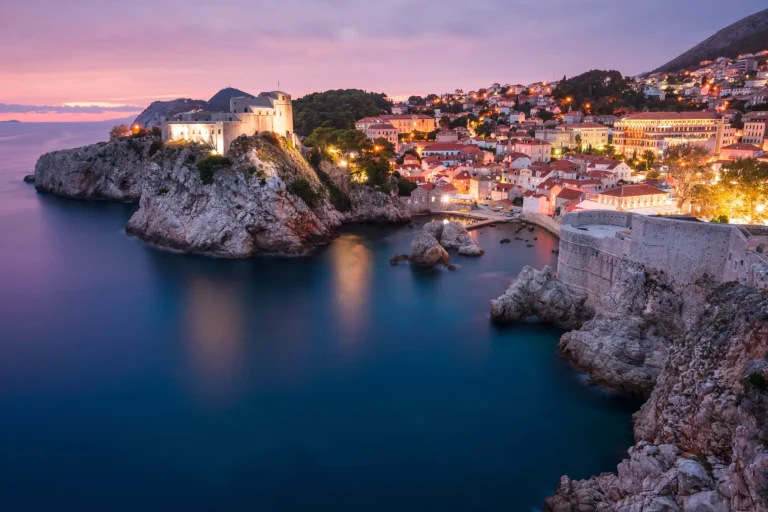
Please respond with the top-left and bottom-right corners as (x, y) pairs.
(443, 219), (449, 224)
(441, 195), (450, 204)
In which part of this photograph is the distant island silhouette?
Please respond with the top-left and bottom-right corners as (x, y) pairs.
(0, 120), (21, 123)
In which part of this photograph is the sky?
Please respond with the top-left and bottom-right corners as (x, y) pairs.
(0, 0), (766, 122)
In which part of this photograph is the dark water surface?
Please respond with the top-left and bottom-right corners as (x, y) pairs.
(0, 122), (639, 511)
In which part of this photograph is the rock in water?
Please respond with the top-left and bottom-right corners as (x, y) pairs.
(409, 231), (449, 267)
(34, 135), (159, 201)
(423, 220), (484, 256)
(126, 134), (342, 257)
(22, 175), (35, 184)
(489, 265), (592, 329)
(389, 254), (409, 265)
(458, 244), (484, 256)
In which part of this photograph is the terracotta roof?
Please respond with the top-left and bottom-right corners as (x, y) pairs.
(722, 143), (761, 151)
(556, 188), (585, 200)
(493, 183), (516, 191)
(418, 183), (436, 191)
(599, 184), (669, 198)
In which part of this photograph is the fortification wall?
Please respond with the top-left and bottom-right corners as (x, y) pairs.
(627, 215), (733, 284)
(557, 212), (767, 306)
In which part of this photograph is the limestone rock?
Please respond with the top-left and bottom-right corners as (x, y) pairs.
(546, 284), (768, 511)
(34, 135), (158, 201)
(423, 220), (484, 257)
(132, 98), (208, 129)
(126, 134), (343, 256)
(409, 231), (450, 267)
(490, 265), (592, 328)
(458, 244), (484, 256)
(342, 185), (411, 224)
(558, 264), (681, 395)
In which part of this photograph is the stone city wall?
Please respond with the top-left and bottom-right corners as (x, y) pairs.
(557, 211), (767, 306)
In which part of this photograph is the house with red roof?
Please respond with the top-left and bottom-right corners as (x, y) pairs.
(720, 143), (763, 160)
(522, 190), (551, 215)
(491, 183), (523, 202)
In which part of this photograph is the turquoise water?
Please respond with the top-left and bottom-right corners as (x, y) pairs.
(0, 122), (639, 511)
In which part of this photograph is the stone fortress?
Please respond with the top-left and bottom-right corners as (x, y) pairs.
(557, 211), (768, 306)
(161, 91), (294, 155)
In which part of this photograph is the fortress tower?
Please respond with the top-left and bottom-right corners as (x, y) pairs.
(162, 91), (295, 155)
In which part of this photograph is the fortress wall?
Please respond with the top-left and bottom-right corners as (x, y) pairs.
(628, 215), (733, 284)
(562, 210), (632, 229)
(724, 229), (768, 288)
(557, 226), (631, 305)
(557, 212), (766, 306)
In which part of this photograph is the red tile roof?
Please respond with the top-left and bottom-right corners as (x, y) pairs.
(722, 143), (761, 151)
(556, 188), (585, 200)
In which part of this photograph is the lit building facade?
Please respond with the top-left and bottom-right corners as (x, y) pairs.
(162, 91), (293, 155)
(613, 112), (728, 157)
(356, 114), (436, 135)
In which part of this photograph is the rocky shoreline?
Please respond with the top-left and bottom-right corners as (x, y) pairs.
(33, 132), (411, 257)
(492, 243), (768, 510)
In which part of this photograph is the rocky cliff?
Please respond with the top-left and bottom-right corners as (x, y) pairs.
(126, 134), (343, 256)
(34, 134), (159, 201)
(132, 99), (208, 129)
(547, 282), (768, 511)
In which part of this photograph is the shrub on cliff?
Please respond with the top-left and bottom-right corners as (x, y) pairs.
(287, 178), (320, 208)
(315, 169), (351, 212)
(397, 178), (417, 197)
(196, 155), (231, 185)
(109, 124), (131, 140)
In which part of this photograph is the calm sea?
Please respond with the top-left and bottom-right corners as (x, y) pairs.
(0, 121), (639, 511)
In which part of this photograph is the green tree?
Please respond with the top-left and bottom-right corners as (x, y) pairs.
(719, 159), (768, 223)
(372, 137), (395, 159)
(293, 89), (391, 136)
(664, 144), (713, 209)
(439, 115), (451, 130)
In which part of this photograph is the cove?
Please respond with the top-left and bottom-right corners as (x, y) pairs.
(0, 122), (641, 511)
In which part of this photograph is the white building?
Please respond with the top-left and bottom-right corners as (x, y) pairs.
(162, 91), (294, 155)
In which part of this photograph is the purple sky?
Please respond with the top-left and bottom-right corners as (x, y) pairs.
(1, 0), (765, 121)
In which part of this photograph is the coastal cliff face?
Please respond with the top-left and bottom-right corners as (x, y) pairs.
(126, 134), (343, 256)
(34, 135), (159, 201)
(558, 264), (685, 396)
(342, 186), (411, 224)
(547, 283), (768, 512)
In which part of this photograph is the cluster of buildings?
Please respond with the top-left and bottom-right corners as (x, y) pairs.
(636, 52), (768, 108)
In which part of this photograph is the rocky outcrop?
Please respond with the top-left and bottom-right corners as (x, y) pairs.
(546, 283), (768, 511)
(34, 135), (159, 201)
(410, 231), (450, 267)
(423, 220), (484, 256)
(558, 264), (684, 395)
(490, 265), (592, 329)
(132, 98), (208, 129)
(342, 185), (411, 224)
(126, 134), (343, 256)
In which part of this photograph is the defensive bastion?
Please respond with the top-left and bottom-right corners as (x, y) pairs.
(557, 211), (768, 306)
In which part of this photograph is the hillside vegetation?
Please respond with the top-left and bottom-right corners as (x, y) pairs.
(293, 89), (391, 137)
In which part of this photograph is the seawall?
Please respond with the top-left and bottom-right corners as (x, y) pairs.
(520, 213), (561, 236)
(557, 211), (768, 306)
